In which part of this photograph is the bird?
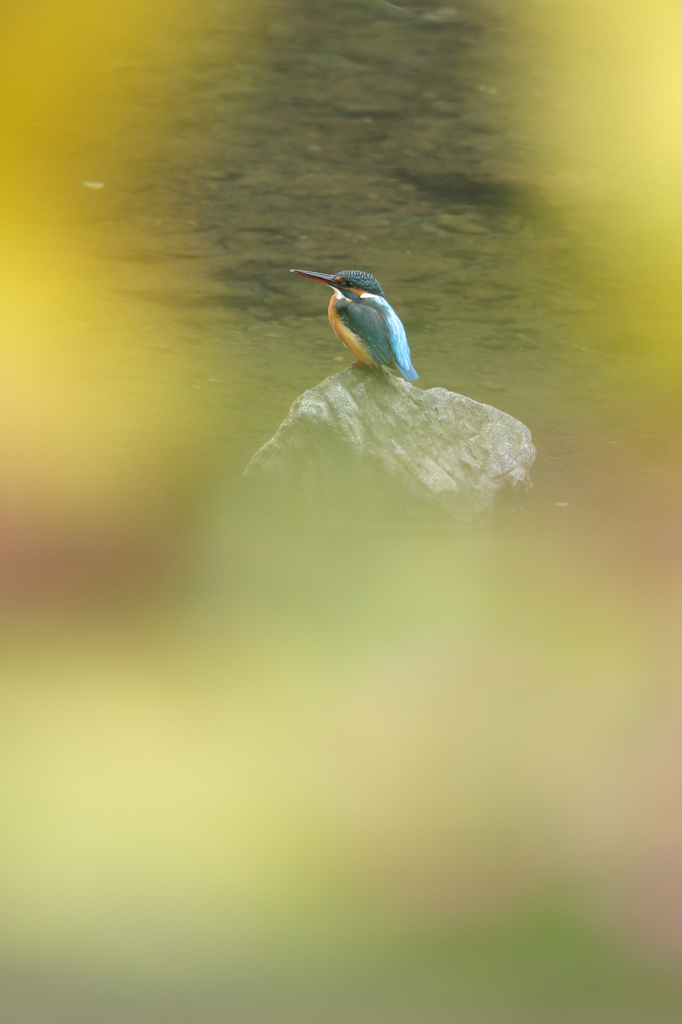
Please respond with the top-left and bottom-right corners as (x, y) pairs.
(290, 268), (418, 382)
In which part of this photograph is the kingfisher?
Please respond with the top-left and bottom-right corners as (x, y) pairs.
(290, 268), (418, 382)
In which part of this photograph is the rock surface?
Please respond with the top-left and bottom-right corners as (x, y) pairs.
(243, 367), (536, 526)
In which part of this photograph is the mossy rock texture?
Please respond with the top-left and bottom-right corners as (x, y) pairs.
(243, 366), (536, 526)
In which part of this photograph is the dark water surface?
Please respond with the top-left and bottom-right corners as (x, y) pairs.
(69, 0), (681, 514)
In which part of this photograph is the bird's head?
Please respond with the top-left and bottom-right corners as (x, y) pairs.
(291, 268), (384, 299)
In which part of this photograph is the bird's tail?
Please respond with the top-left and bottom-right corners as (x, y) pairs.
(399, 362), (419, 383)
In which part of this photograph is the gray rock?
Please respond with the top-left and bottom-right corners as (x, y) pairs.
(242, 367), (536, 526)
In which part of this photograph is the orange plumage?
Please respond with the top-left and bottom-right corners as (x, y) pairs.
(327, 293), (378, 367)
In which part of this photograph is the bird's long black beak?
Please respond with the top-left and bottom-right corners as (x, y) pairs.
(290, 269), (338, 286)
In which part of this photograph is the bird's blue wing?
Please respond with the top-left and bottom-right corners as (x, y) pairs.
(362, 296), (418, 382)
(338, 301), (394, 366)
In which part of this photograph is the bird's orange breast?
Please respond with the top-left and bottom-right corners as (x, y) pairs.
(327, 294), (378, 366)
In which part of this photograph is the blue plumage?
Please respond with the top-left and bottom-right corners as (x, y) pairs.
(335, 295), (418, 382)
(363, 295), (419, 382)
(290, 267), (419, 382)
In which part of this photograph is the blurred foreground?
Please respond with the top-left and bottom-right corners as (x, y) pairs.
(1, 0), (682, 1021)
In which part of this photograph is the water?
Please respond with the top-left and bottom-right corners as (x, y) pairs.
(41, 0), (678, 516)
(2, 0), (682, 1020)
